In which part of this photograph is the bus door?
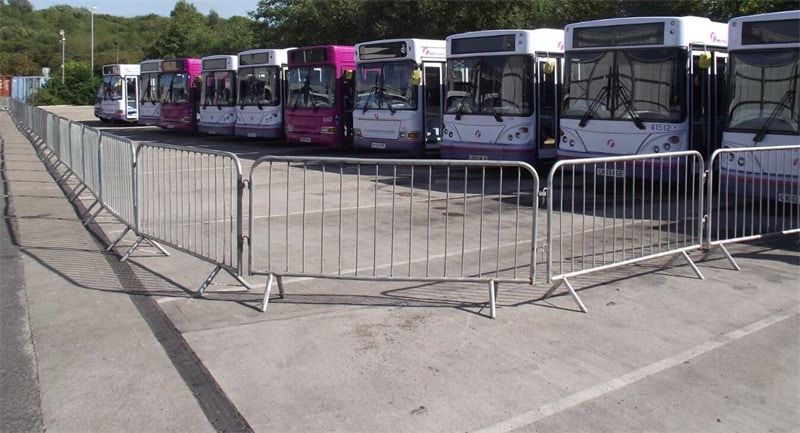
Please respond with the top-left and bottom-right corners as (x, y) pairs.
(126, 76), (139, 118)
(342, 68), (355, 144)
(536, 55), (561, 160)
(690, 50), (726, 157)
(424, 63), (444, 151)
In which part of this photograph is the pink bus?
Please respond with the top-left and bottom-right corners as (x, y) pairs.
(159, 57), (202, 132)
(284, 45), (356, 147)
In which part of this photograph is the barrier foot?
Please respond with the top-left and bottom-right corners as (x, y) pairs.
(80, 199), (99, 223)
(68, 184), (86, 202)
(142, 238), (171, 257)
(107, 227), (131, 251)
(226, 269), (252, 291)
(83, 206), (103, 226)
(196, 265), (223, 296)
(544, 278), (587, 313)
(681, 250), (704, 280)
(489, 280), (497, 319)
(704, 245), (741, 271)
(120, 235), (144, 262)
(664, 250), (704, 279)
(261, 273), (284, 312)
(55, 170), (72, 186)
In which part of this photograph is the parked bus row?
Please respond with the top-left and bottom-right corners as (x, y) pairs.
(93, 11), (799, 203)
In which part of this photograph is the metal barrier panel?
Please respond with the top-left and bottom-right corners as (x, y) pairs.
(135, 143), (244, 275)
(99, 133), (136, 228)
(546, 152), (705, 311)
(707, 146), (800, 253)
(46, 113), (59, 157)
(58, 117), (71, 167)
(248, 157), (540, 315)
(82, 126), (102, 196)
(69, 121), (86, 183)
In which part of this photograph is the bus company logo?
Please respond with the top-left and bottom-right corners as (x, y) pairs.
(374, 113), (379, 120)
(606, 139), (616, 148)
(794, 158), (799, 167)
(475, 130), (482, 138)
(558, 41), (564, 50)
(423, 47), (430, 55)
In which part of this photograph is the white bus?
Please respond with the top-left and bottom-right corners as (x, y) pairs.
(721, 10), (800, 203)
(559, 16), (728, 170)
(138, 59), (161, 126)
(198, 54), (239, 135)
(353, 38), (446, 155)
(441, 29), (565, 163)
(235, 48), (290, 139)
(94, 63), (140, 123)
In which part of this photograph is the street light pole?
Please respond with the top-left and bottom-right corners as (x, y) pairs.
(59, 29), (65, 83)
(114, 41), (119, 63)
(91, 6), (97, 74)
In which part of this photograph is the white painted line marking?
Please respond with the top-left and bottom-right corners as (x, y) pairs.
(471, 306), (799, 433)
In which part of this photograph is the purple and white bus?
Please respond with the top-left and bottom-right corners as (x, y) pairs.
(284, 45), (356, 147)
(159, 57), (202, 132)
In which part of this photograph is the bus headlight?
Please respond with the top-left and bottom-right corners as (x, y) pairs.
(353, 128), (362, 137)
(320, 126), (337, 134)
(286, 124), (293, 132)
(738, 158), (746, 166)
(653, 146), (660, 153)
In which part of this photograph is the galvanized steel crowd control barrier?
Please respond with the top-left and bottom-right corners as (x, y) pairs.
(248, 157), (540, 318)
(545, 152), (706, 312)
(5, 100), (799, 318)
(705, 145), (800, 270)
(132, 143), (250, 293)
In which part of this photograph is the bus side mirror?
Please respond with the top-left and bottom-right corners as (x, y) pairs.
(698, 52), (712, 69)
(344, 69), (354, 80)
(543, 60), (555, 75)
(410, 69), (422, 85)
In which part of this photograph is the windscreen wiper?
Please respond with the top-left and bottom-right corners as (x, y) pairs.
(753, 90), (793, 142)
(578, 85), (608, 127)
(362, 73), (379, 113)
(456, 61), (481, 121)
(616, 82), (645, 130)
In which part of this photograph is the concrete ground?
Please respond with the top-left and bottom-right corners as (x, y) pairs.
(1, 106), (798, 433)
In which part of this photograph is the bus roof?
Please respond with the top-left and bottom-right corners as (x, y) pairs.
(565, 16), (728, 50)
(287, 45), (355, 67)
(355, 38), (446, 63)
(728, 10), (800, 49)
(237, 48), (291, 66)
(102, 64), (140, 76)
(446, 28), (565, 56)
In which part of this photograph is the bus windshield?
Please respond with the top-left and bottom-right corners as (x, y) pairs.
(101, 76), (124, 101)
(445, 55), (532, 117)
(238, 66), (280, 107)
(160, 73), (191, 104)
(726, 50), (800, 135)
(288, 65), (336, 109)
(563, 48), (687, 123)
(140, 73), (159, 103)
(356, 60), (418, 112)
(201, 71), (236, 107)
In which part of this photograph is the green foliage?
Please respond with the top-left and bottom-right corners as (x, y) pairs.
(34, 62), (101, 105)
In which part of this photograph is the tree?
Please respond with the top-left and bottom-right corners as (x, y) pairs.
(35, 61), (100, 105)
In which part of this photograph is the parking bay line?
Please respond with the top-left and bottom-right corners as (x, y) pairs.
(471, 305), (799, 433)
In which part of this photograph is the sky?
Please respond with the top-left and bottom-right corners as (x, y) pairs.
(28, 0), (259, 19)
